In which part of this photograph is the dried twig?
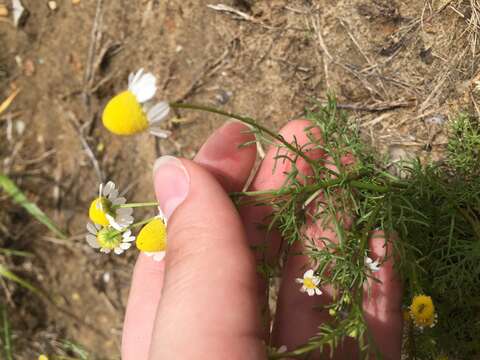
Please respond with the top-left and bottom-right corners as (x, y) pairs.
(65, 111), (104, 183)
(84, 0), (104, 101)
(317, 99), (415, 112)
(0, 88), (21, 116)
(207, 3), (276, 29)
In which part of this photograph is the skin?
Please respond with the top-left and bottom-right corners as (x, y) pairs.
(122, 120), (403, 360)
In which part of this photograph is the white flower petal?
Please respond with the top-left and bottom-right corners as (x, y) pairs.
(315, 288), (322, 295)
(101, 248), (111, 254)
(157, 208), (168, 224)
(86, 222), (98, 235)
(149, 127), (171, 138)
(112, 197), (127, 206)
(107, 214), (124, 231)
(108, 188), (119, 200)
(295, 278), (304, 284)
(129, 69), (144, 88)
(124, 235), (136, 243)
(129, 71), (157, 103)
(103, 181), (115, 196)
(147, 101), (170, 125)
(114, 247), (124, 255)
(86, 234), (100, 248)
(313, 277), (321, 285)
(120, 242), (132, 250)
(153, 251), (166, 262)
(117, 215), (134, 223)
(307, 288), (315, 296)
(304, 269), (314, 278)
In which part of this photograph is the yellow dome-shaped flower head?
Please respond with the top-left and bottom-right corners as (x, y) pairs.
(87, 182), (134, 230)
(102, 69), (170, 137)
(89, 197), (110, 226)
(136, 218), (167, 253)
(409, 294), (437, 329)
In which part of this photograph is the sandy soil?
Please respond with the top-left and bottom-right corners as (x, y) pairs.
(1, 0), (478, 358)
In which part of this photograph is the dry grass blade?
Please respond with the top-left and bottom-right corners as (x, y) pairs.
(0, 89), (20, 117)
(0, 304), (13, 360)
(0, 174), (67, 239)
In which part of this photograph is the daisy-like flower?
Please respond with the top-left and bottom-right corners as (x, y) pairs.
(296, 269), (322, 296)
(88, 181), (134, 231)
(136, 213), (167, 261)
(102, 69), (170, 137)
(85, 222), (135, 255)
(409, 294), (438, 330)
(365, 256), (381, 272)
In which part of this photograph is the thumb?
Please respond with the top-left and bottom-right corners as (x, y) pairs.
(148, 156), (265, 360)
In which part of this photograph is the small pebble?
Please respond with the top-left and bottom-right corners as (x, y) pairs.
(102, 272), (110, 283)
(0, 5), (9, 17)
(48, 1), (57, 10)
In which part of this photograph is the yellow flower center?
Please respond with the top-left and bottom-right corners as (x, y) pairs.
(303, 277), (316, 289)
(409, 294), (436, 327)
(102, 90), (149, 135)
(136, 218), (167, 252)
(96, 227), (123, 249)
(89, 197), (113, 226)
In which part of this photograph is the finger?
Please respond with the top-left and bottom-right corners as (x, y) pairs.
(241, 119), (324, 260)
(239, 120), (324, 328)
(122, 122), (257, 360)
(195, 120), (257, 192)
(363, 231), (403, 360)
(122, 254), (166, 360)
(149, 158), (264, 359)
(272, 154), (357, 357)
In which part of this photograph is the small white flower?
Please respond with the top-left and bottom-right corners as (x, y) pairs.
(89, 181), (134, 231)
(86, 223), (135, 255)
(103, 68), (171, 137)
(295, 269), (322, 296)
(365, 256), (381, 272)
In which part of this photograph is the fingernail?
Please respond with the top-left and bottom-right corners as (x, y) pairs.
(153, 156), (190, 219)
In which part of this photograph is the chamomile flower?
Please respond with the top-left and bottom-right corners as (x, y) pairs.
(296, 269), (322, 296)
(365, 256), (381, 272)
(409, 294), (438, 330)
(136, 213), (168, 261)
(88, 181), (134, 231)
(85, 222), (135, 255)
(102, 69), (170, 137)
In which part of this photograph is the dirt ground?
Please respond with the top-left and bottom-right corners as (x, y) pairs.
(1, 0), (479, 358)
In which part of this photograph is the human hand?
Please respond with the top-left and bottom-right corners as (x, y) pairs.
(121, 120), (403, 360)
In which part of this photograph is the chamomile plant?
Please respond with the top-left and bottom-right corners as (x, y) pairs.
(89, 68), (480, 359)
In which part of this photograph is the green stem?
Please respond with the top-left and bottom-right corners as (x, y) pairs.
(129, 216), (159, 230)
(231, 171), (395, 199)
(109, 217), (160, 238)
(170, 102), (317, 168)
(118, 202), (159, 209)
